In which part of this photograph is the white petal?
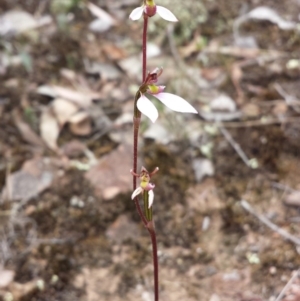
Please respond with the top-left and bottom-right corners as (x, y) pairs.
(137, 95), (159, 123)
(156, 6), (178, 22)
(153, 93), (198, 114)
(131, 187), (143, 200)
(129, 6), (144, 20)
(148, 190), (154, 208)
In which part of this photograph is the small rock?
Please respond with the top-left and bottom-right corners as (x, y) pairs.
(209, 294), (221, 301)
(0, 10), (37, 36)
(273, 103), (288, 116)
(1, 157), (55, 202)
(284, 191), (300, 207)
(147, 43), (161, 58)
(144, 122), (175, 144)
(85, 144), (133, 200)
(192, 158), (214, 182)
(70, 196), (85, 208)
(222, 270), (241, 281)
(269, 266), (277, 275)
(118, 56), (141, 80)
(84, 61), (121, 80)
(210, 94), (236, 112)
(202, 216), (210, 231)
(242, 103), (260, 117)
(0, 270), (15, 288)
(89, 19), (112, 33)
(106, 214), (140, 243)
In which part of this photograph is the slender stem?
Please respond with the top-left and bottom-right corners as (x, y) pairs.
(142, 12), (159, 301)
(133, 117), (148, 226)
(132, 11), (159, 301)
(147, 222), (159, 301)
(142, 15), (148, 82)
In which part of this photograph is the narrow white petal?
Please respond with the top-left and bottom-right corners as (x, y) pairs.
(131, 187), (143, 200)
(156, 6), (178, 22)
(137, 95), (159, 123)
(153, 93), (198, 114)
(148, 190), (154, 208)
(129, 6), (144, 20)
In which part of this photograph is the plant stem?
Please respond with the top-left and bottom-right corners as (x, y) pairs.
(132, 12), (159, 301)
(147, 222), (159, 301)
(133, 116), (148, 226)
(142, 13), (159, 301)
(142, 15), (148, 82)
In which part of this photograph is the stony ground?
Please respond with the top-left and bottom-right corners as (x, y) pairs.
(0, 0), (300, 300)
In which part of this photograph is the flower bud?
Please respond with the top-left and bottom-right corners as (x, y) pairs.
(144, 0), (156, 17)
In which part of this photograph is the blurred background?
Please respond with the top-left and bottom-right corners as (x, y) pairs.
(0, 0), (300, 300)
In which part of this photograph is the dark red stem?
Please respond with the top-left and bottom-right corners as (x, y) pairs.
(133, 117), (148, 226)
(147, 223), (159, 301)
(132, 12), (159, 301)
(142, 15), (148, 82)
(141, 14), (159, 301)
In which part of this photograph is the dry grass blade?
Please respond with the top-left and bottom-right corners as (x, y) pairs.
(240, 200), (300, 245)
(275, 270), (300, 301)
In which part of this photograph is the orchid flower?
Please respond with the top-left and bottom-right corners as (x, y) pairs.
(129, 0), (178, 22)
(131, 167), (159, 208)
(137, 85), (198, 123)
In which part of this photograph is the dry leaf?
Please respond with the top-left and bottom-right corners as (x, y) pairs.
(69, 111), (92, 136)
(37, 85), (100, 108)
(246, 6), (296, 30)
(61, 140), (86, 157)
(87, 2), (116, 25)
(102, 43), (126, 60)
(40, 107), (59, 150)
(13, 109), (45, 148)
(85, 144), (134, 200)
(0, 10), (37, 36)
(87, 2), (116, 33)
(52, 98), (78, 126)
(2, 157), (55, 201)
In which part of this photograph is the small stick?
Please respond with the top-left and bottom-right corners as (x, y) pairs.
(275, 269), (300, 301)
(240, 199), (300, 245)
(219, 116), (300, 128)
(218, 124), (251, 167)
(274, 83), (300, 113)
(271, 182), (299, 193)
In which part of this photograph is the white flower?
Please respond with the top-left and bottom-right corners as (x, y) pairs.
(131, 186), (155, 208)
(129, 5), (178, 22)
(130, 167), (158, 208)
(137, 90), (198, 123)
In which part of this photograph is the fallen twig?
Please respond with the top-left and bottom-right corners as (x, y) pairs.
(274, 83), (300, 113)
(221, 116), (300, 128)
(240, 199), (300, 245)
(218, 123), (251, 168)
(275, 269), (300, 301)
(271, 182), (298, 193)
